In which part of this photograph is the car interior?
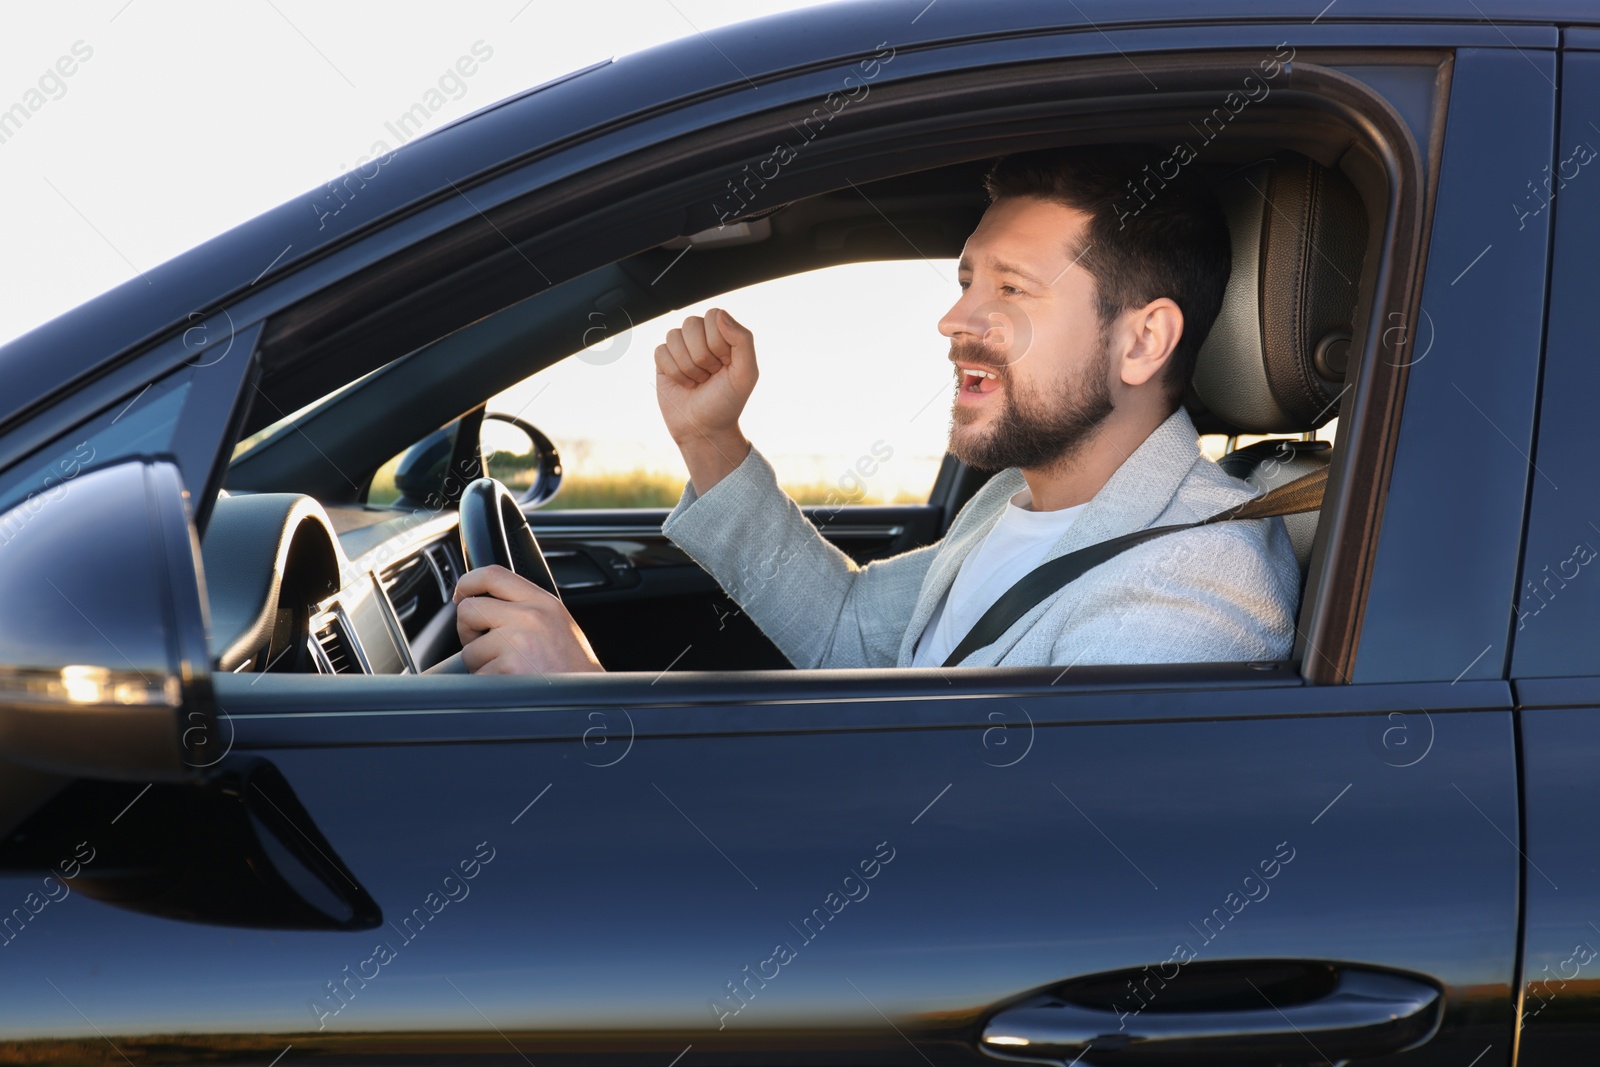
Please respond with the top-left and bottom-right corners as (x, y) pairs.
(207, 51), (1417, 687)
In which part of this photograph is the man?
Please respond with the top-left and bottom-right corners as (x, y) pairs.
(451, 148), (1301, 673)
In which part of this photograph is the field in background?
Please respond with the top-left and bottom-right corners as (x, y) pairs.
(366, 426), (1338, 511)
(368, 452), (929, 510)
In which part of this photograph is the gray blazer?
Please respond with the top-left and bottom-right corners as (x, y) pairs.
(661, 408), (1301, 669)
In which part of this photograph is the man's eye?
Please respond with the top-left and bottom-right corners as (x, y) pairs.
(1000, 285), (1022, 296)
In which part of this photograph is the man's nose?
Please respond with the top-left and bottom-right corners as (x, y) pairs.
(938, 289), (981, 340)
(941, 295), (1022, 349)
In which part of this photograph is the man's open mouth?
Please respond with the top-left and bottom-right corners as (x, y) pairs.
(961, 367), (1002, 394)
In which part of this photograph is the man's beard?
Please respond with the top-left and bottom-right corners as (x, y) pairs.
(947, 334), (1115, 473)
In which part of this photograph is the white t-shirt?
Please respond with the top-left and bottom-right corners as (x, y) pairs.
(911, 488), (1087, 667)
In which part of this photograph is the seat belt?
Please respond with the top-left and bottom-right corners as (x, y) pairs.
(939, 465), (1328, 668)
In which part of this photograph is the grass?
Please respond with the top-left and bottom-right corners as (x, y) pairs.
(524, 469), (683, 510)
(367, 464), (925, 510)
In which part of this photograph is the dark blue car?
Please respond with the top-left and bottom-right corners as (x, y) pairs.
(1, 2), (1597, 1064)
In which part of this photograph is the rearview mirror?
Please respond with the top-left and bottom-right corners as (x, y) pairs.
(0, 459), (218, 780)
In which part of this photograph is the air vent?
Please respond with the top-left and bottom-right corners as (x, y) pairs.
(428, 541), (461, 593)
(380, 554), (434, 625)
(379, 548), (450, 642)
(313, 616), (357, 674)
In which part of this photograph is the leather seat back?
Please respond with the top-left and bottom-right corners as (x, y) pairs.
(1190, 152), (1367, 435)
(1190, 154), (1368, 579)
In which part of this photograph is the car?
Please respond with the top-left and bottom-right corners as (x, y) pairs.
(1, 0), (1596, 1063)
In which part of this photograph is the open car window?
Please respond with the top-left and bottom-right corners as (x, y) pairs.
(482, 259), (958, 510)
(197, 34), (1442, 685)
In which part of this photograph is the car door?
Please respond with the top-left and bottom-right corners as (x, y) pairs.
(0, 16), (1550, 1067)
(535, 497), (946, 671)
(1504, 31), (1600, 1066)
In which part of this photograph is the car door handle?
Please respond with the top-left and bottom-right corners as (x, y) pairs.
(979, 962), (1442, 1066)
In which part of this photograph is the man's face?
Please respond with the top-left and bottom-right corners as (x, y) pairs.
(939, 196), (1116, 473)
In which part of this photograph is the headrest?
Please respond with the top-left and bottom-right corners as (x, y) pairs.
(1189, 153), (1367, 434)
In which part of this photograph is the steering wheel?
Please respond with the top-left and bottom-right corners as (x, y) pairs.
(457, 477), (561, 598)
(422, 478), (560, 675)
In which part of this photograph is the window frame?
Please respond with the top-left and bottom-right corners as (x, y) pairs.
(212, 41), (1439, 686)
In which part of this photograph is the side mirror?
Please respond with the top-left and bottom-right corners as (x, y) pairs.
(482, 411), (563, 508)
(391, 423), (458, 504)
(0, 459), (219, 780)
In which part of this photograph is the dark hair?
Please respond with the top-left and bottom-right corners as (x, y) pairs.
(982, 146), (1232, 411)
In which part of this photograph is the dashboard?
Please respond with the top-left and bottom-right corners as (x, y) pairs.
(202, 492), (466, 676)
(199, 486), (917, 675)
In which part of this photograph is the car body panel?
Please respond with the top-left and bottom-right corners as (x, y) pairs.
(1508, 47), (1600, 680)
(2, 677), (1518, 1065)
(1352, 47), (1556, 685)
(1514, 697), (1600, 1065)
(1508, 38), (1600, 1067)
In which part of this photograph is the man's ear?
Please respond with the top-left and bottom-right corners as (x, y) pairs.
(1117, 298), (1184, 387)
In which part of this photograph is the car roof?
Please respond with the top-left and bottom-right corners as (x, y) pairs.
(0, 0), (1584, 431)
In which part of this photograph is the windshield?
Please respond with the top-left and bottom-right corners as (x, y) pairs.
(229, 368), (384, 463)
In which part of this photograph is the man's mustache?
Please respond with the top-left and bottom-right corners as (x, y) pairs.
(948, 340), (1011, 376)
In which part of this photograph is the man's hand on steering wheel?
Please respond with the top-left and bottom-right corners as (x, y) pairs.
(454, 565), (604, 675)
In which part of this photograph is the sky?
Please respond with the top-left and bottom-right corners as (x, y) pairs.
(1, 0), (962, 501)
(0, 1), (824, 338)
(486, 261), (960, 503)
